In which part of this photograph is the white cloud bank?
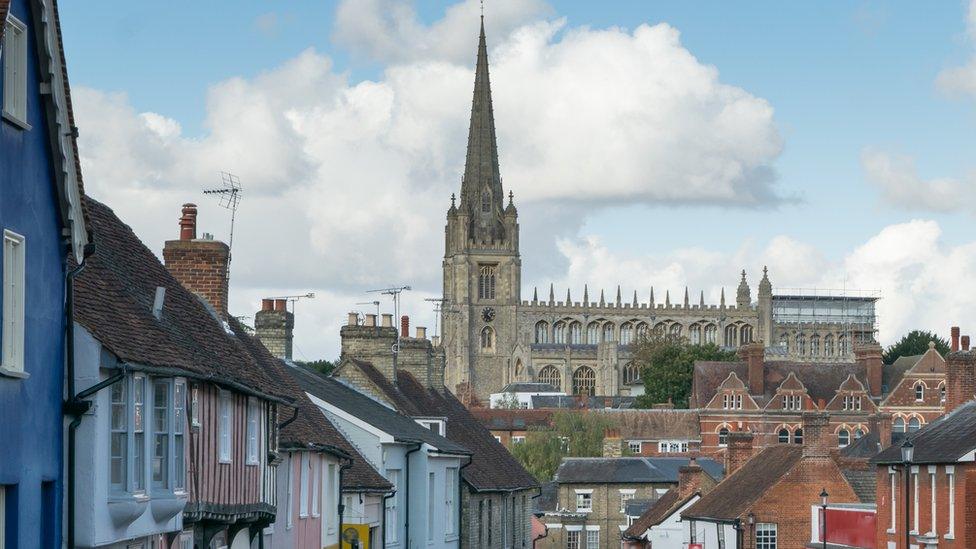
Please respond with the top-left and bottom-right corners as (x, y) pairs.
(936, 0), (976, 98)
(861, 149), (976, 212)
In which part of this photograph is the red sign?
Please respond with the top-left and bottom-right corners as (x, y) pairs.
(689, 544), (703, 549)
(822, 508), (876, 548)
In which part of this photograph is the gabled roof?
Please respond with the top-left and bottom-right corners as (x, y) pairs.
(842, 469), (876, 503)
(694, 360), (881, 407)
(555, 457), (723, 485)
(622, 488), (694, 539)
(226, 321), (391, 492)
(74, 198), (289, 402)
(682, 446), (803, 522)
(872, 400), (976, 464)
(341, 360), (539, 492)
(288, 365), (470, 456)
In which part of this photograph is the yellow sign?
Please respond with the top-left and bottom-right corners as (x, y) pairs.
(338, 523), (370, 549)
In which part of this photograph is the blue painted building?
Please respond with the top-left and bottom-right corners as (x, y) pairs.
(0, 0), (88, 546)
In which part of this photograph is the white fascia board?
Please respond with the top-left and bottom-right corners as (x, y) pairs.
(305, 391), (395, 444)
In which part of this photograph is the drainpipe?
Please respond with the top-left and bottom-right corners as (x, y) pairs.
(337, 456), (352, 549)
(458, 456), (473, 545)
(404, 442), (423, 549)
(63, 242), (96, 549)
(381, 488), (396, 548)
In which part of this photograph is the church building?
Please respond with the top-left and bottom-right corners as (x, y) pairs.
(442, 20), (878, 403)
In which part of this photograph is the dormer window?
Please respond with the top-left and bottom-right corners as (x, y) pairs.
(416, 419), (446, 436)
(782, 394), (801, 411)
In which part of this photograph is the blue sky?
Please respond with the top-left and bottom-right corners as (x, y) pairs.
(58, 1), (976, 357)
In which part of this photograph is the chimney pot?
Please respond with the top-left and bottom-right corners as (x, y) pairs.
(274, 299), (287, 312)
(381, 314), (393, 328)
(179, 203), (198, 241)
(952, 326), (960, 352)
(431, 335), (441, 346)
(963, 336), (971, 351)
(365, 314), (377, 327)
(261, 299), (274, 311)
(401, 315), (410, 338)
(347, 312), (359, 326)
(417, 326), (427, 339)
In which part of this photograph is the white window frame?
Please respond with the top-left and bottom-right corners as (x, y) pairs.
(132, 375), (147, 493)
(311, 458), (320, 517)
(173, 380), (186, 492)
(151, 379), (171, 489)
(1, 230), (26, 377)
(109, 378), (128, 493)
(575, 490), (593, 513)
(928, 465), (937, 536)
(285, 454), (294, 529)
(619, 489), (636, 513)
(385, 469), (400, 543)
(445, 467), (457, 537)
(327, 463), (337, 532)
(246, 398), (260, 465)
(299, 452), (310, 518)
(428, 472), (436, 541)
(190, 385), (200, 428)
(218, 390), (232, 463)
(756, 522), (777, 549)
(628, 441), (642, 453)
(912, 467), (919, 534)
(2, 15), (30, 129)
(946, 466), (955, 538)
(585, 526), (599, 549)
(888, 468), (896, 533)
(512, 435), (526, 444)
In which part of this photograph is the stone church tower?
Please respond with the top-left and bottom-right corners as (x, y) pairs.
(443, 19), (521, 402)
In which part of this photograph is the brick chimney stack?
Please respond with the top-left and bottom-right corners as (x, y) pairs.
(255, 298), (294, 360)
(602, 428), (623, 458)
(738, 342), (765, 396)
(963, 335), (971, 351)
(945, 350), (976, 414)
(163, 203), (230, 317)
(951, 326), (960, 352)
(868, 412), (893, 450)
(725, 431), (754, 474)
(340, 313), (398, 383)
(854, 343), (884, 398)
(401, 315), (410, 338)
(678, 456), (717, 499)
(801, 411), (831, 459)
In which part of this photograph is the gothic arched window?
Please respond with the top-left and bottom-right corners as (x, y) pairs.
(689, 324), (701, 345)
(838, 335), (849, 356)
(669, 323), (682, 339)
(740, 325), (753, 344)
(553, 322), (566, 344)
(780, 333), (790, 352)
(725, 325), (739, 347)
(602, 322), (615, 343)
(796, 335), (806, 356)
(538, 366), (561, 390)
(824, 335), (835, 357)
(586, 323), (600, 345)
(572, 366), (596, 396)
(478, 264), (496, 300)
(569, 322), (582, 344)
(704, 324), (717, 344)
(623, 363), (641, 385)
(810, 335), (821, 357)
(653, 322), (667, 337)
(534, 321), (550, 344)
(778, 428), (790, 444)
(619, 323), (633, 345)
(480, 326), (495, 351)
(636, 323), (649, 341)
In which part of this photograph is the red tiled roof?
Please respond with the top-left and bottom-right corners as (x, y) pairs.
(693, 360), (871, 407)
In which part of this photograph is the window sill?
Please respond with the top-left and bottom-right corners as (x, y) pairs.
(886, 529), (896, 534)
(0, 365), (29, 379)
(218, 458), (232, 465)
(945, 534), (955, 540)
(2, 110), (32, 131)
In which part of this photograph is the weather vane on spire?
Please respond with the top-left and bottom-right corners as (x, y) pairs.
(480, 0), (484, 18)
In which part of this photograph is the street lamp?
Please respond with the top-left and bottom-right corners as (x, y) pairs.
(902, 439), (914, 549)
(820, 488), (829, 549)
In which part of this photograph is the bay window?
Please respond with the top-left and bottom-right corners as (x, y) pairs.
(152, 381), (169, 488)
(174, 381), (186, 491)
(110, 381), (128, 491)
(133, 375), (146, 492)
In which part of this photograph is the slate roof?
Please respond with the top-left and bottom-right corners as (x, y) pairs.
(692, 359), (911, 407)
(287, 365), (470, 456)
(624, 498), (657, 518)
(884, 354), (921, 393)
(871, 400), (976, 464)
(841, 432), (884, 459)
(74, 197), (289, 402)
(535, 481), (558, 513)
(842, 469), (876, 504)
(344, 361), (539, 492)
(226, 321), (391, 492)
(622, 488), (692, 539)
(554, 457), (723, 485)
(471, 409), (554, 431)
(498, 382), (560, 393)
(682, 446), (803, 522)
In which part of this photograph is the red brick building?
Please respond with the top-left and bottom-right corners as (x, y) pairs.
(872, 350), (976, 549)
(681, 412), (865, 549)
(692, 342), (945, 458)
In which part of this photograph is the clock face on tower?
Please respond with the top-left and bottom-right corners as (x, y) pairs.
(482, 307), (496, 322)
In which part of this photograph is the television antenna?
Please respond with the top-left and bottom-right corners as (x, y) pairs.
(203, 171), (243, 276)
(267, 292), (316, 314)
(367, 286), (411, 353)
(424, 297), (449, 337)
(356, 300), (381, 319)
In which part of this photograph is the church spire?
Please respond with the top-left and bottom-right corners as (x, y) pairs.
(459, 18), (504, 216)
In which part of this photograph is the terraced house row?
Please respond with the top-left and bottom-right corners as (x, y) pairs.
(0, 1), (538, 546)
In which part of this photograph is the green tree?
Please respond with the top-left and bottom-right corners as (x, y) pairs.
(509, 411), (611, 482)
(883, 330), (950, 364)
(296, 359), (337, 376)
(632, 335), (737, 409)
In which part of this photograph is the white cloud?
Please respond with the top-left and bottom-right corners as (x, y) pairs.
(547, 220), (976, 347)
(73, 1), (784, 358)
(937, 0), (976, 98)
(861, 148), (975, 212)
